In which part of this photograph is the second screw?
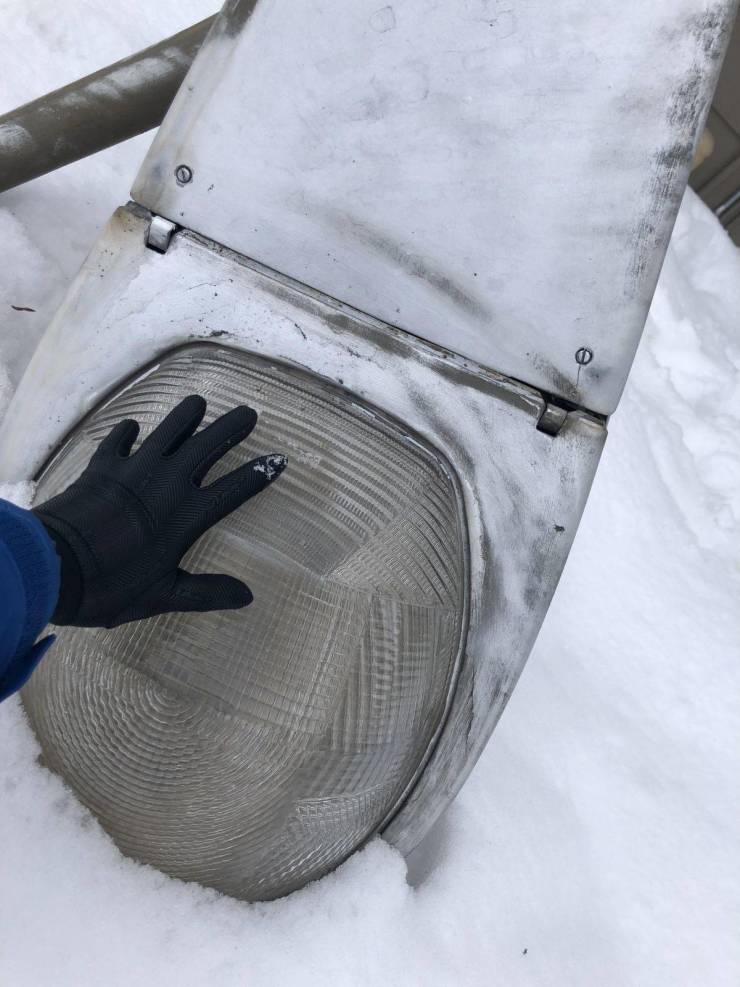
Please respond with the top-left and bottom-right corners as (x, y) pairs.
(175, 164), (193, 186)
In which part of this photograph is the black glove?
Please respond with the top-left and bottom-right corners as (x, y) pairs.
(33, 395), (287, 629)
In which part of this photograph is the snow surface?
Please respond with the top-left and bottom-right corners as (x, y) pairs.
(1, 2), (740, 985)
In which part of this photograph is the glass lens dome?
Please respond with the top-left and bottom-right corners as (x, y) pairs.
(24, 344), (468, 900)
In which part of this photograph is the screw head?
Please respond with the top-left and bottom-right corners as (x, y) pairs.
(174, 164), (193, 186)
(575, 347), (593, 366)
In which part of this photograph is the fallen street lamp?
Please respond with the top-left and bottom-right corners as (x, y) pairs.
(0, 0), (734, 900)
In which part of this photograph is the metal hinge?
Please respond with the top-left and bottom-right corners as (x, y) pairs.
(536, 401), (568, 436)
(146, 215), (178, 253)
(536, 397), (607, 437)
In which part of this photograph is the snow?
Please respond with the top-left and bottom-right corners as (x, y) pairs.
(1, 2), (739, 985)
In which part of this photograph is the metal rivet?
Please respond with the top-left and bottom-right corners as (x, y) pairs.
(174, 164), (193, 186)
(575, 347), (593, 366)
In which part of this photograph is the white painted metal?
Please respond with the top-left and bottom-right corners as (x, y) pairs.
(146, 215), (177, 253)
(0, 207), (605, 858)
(133, 0), (736, 415)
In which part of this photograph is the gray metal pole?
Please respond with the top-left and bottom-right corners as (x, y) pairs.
(0, 17), (215, 194)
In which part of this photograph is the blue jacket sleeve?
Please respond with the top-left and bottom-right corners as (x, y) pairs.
(0, 498), (60, 703)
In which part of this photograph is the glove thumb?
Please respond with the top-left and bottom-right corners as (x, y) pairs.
(107, 569), (252, 626)
(167, 569), (253, 612)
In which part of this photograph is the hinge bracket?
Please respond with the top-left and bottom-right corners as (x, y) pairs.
(146, 215), (178, 253)
(536, 401), (568, 436)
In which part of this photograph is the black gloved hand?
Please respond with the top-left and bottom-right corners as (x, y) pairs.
(33, 395), (287, 629)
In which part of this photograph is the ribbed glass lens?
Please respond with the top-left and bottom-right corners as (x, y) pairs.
(25, 345), (467, 900)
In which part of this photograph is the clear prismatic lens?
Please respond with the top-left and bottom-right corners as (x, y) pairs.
(25, 345), (468, 901)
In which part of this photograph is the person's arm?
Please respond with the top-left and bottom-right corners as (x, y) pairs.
(0, 498), (60, 701)
(0, 395), (286, 703)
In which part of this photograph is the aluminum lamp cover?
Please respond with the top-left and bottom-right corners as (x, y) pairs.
(24, 345), (469, 901)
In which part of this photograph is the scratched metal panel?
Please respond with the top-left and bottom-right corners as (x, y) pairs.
(0, 207), (605, 878)
(132, 0), (735, 415)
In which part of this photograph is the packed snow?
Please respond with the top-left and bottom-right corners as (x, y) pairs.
(1, 2), (739, 985)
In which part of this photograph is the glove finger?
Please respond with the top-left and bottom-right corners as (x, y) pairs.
(94, 419), (140, 459)
(187, 405), (258, 484)
(203, 453), (288, 524)
(140, 394), (207, 458)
